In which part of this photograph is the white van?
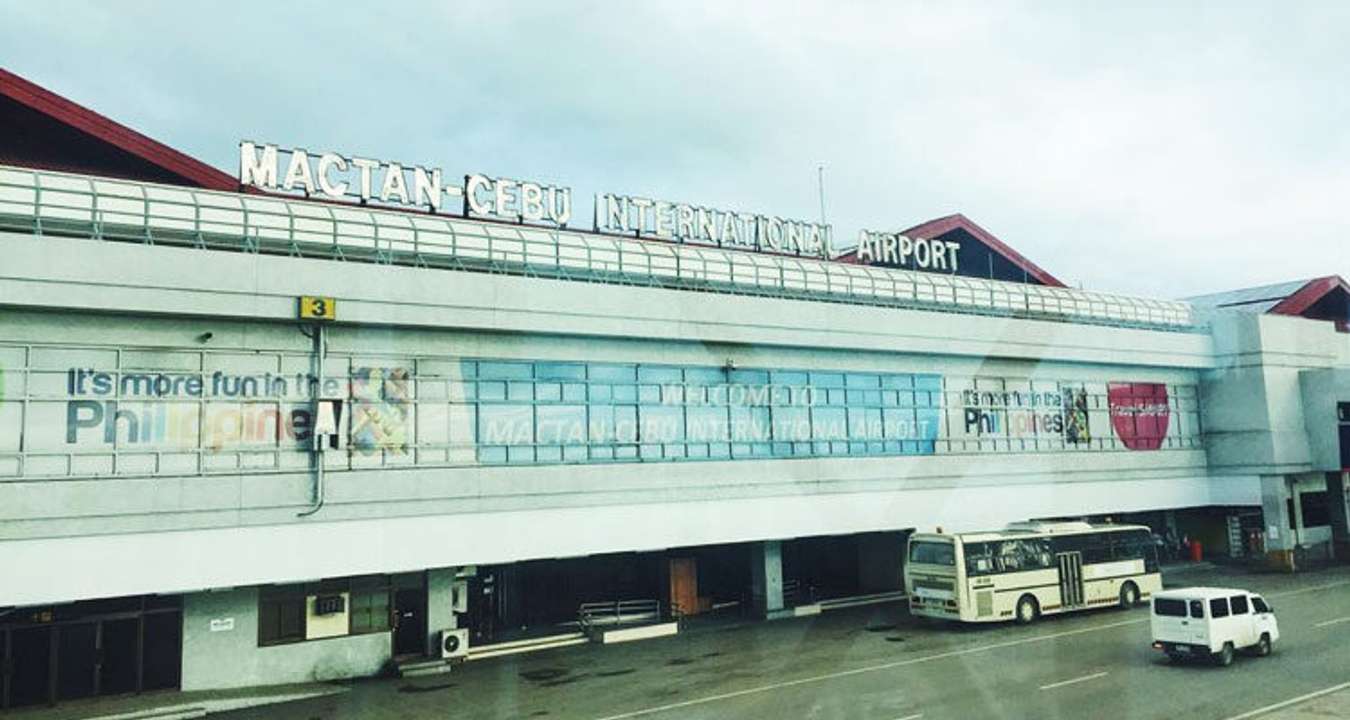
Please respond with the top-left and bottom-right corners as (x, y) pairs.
(1150, 587), (1279, 666)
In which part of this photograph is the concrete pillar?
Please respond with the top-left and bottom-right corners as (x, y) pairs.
(425, 567), (457, 656)
(857, 531), (904, 593)
(1327, 472), (1350, 560)
(749, 540), (786, 618)
(1260, 475), (1296, 571)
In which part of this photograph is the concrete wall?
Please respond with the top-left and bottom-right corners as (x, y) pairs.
(181, 587), (391, 691)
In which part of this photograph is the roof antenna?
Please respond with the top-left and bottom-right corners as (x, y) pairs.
(816, 164), (826, 225)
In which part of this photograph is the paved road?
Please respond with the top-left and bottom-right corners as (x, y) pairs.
(215, 564), (1350, 720)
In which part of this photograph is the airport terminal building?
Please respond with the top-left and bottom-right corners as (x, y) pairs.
(2, 69), (1349, 708)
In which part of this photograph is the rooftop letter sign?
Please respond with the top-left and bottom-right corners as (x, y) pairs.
(238, 142), (571, 227)
(593, 193), (834, 259)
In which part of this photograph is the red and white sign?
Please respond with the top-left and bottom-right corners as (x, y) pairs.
(1108, 382), (1171, 451)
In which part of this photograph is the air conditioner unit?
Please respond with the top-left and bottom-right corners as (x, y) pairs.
(440, 628), (469, 660)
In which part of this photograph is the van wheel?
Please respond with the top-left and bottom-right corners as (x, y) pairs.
(1118, 582), (1140, 609)
(1255, 634), (1272, 657)
(1015, 595), (1040, 625)
(1216, 642), (1235, 667)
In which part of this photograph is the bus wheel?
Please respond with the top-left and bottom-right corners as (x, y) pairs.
(1118, 582), (1140, 609)
(1216, 642), (1235, 667)
(1255, 634), (1272, 657)
(1015, 595), (1039, 624)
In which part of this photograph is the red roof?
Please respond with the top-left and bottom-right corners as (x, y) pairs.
(0, 67), (237, 191)
(837, 213), (1065, 287)
(1269, 275), (1350, 318)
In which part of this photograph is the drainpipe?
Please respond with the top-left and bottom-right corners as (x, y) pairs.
(298, 323), (327, 517)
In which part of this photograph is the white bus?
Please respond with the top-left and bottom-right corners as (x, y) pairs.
(905, 521), (1162, 624)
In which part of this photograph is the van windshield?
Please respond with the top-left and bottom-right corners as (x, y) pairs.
(1154, 598), (1187, 617)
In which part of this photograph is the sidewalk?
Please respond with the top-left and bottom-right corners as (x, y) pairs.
(4, 682), (345, 720)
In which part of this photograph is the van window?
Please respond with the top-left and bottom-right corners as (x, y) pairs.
(1189, 600), (1204, 618)
(1210, 598), (1230, 618)
(1154, 598), (1186, 616)
(1252, 597), (1270, 613)
(1230, 595), (1249, 615)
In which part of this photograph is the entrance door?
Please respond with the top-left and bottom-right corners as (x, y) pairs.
(393, 589), (428, 657)
(1057, 552), (1085, 608)
(56, 622), (97, 702)
(99, 619), (139, 696)
(9, 626), (52, 708)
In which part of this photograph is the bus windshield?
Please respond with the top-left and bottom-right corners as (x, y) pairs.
(909, 540), (956, 566)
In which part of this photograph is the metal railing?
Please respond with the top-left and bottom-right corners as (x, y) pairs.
(577, 599), (663, 630)
(0, 165), (1199, 331)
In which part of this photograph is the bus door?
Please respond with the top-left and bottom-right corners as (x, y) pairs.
(1057, 552), (1085, 608)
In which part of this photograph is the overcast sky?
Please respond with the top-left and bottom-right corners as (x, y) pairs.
(4, 2), (1348, 298)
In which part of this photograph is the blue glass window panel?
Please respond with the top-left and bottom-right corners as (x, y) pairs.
(478, 382), (506, 402)
(536, 382), (562, 402)
(884, 440), (902, 453)
(536, 446), (562, 463)
(507, 381), (534, 402)
(638, 366), (683, 383)
(881, 374), (914, 390)
(730, 407), (771, 442)
(614, 445), (639, 460)
(537, 405), (586, 445)
(664, 444), (686, 459)
(708, 443), (731, 459)
(479, 446), (506, 464)
(479, 362), (533, 380)
(640, 406), (684, 442)
(752, 442), (772, 457)
(793, 441), (812, 456)
(849, 407), (884, 440)
(478, 405), (533, 446)
(687, 444), (709, 459)
(810, 372), (845, 388)
(615, 406), (638, 442)
(916, 407), (942, 440)
(590, 364), (636, 382)
(684, 367), (724, 385)
(640, 444), (662, 460)
(915, 375), (943, 391)
(826, 389), (846, 406)
(563, 445), (588, 462)
(729, 369), (769, 385)
(882, 390), (899, 406)
(589, 446), (614, 461)
(897, 391), (917, 407)
(638, 385), (662, 404)
(507, 446), (534, 464)
(537, 363), (586, 381)
(846, 373), (879, 389)
(589, 405), (614, 442)
(770, 371), (809, 386)
(772, 407), (811, 441)
(562, 383), (587, 402)
(459, 361), (478, 379)
(589, 384), (612, 403)
(848, 441), (867, 454)
(687, 406), (729, 441)
(661, 385), (685, 405)
(883, 408), (918, 439)
(812, 407), (848, 440)
(612, 384), (637, 403)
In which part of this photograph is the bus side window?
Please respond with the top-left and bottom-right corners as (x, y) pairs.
(1189, 600), (1204, 618)
(1230, 595), (1249, 615)
(1252, 596), (1270, 614)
